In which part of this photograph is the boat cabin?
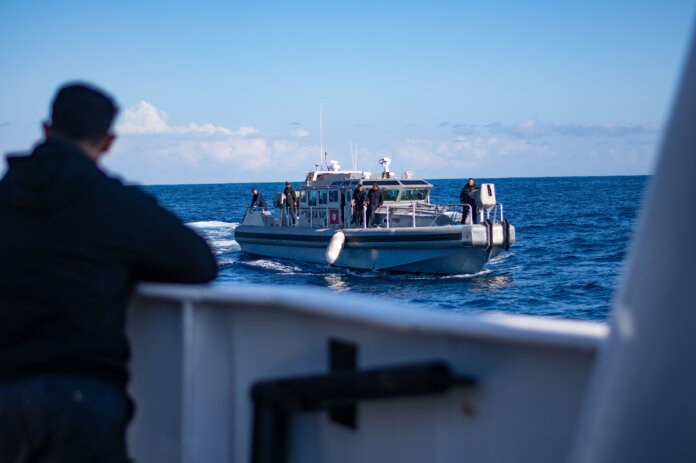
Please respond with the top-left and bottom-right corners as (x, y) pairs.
(296, 170), (434, 229)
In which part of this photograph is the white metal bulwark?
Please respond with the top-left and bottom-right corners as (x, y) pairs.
(127, 284), (606, 463)
(568, 27), (696, 463)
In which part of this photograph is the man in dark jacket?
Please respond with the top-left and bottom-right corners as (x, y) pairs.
(460, 178), (479, 224)
(283, 181), (298, 225)
(351, 183), (367, 227)
(250, 188), (267, 209)
(366, 183), (384, 227)
(0, 83), (218, 462)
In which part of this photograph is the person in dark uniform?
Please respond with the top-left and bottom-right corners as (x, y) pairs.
(366, 183), (384, 227)
(283, 181), (298, 225)
(250, 188), (267, 209)
(0, 82), (217, 462)
(459, 178), (479, 224)
(351, 183), (367, 227)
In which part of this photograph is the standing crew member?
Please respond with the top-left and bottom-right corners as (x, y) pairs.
(0, 82), (218, 462)
(283, 181), (298, 225)
(366, 183), (384, 227)
(459, 178), (479, 224)
(351, 183), (367, 227)
(250, 188), (267, 209)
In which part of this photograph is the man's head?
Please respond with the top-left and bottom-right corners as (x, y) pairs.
(357, 184), (363, 190)
(44, 83), (118, 161)
(372, 183), (378, 190)
(468, 178), (474, 186)
(285, 182), (290, 187)
(252, 188), (258, 195)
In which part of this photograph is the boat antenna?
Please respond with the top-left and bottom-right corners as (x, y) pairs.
(319, 104), (323, 169)
(349, 138), (358, 171)
(349, 138), (353, 170)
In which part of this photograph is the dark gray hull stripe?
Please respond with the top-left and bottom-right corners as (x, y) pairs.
(235, 230), (462, 243)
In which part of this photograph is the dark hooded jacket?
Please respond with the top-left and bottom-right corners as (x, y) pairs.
(283, 186), (297, 208)
(250, 192), (267, 208)
(0, 140), (217, 389)
(460, 182), (479, 203)
(352, 188), (367, 207)
(367, 188), (383, 209)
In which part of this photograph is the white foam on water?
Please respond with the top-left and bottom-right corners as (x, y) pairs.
(488, 252), (513, 265)
(242, 259), (304, 274)
(187, 221), (238, 229)
(443, 268), (495, 278)
(213, 240), (238, 247)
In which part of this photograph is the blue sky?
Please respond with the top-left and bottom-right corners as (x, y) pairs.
(1, 1), (694, 184)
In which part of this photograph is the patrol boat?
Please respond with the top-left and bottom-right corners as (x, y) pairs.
(235, 158), (515, 274)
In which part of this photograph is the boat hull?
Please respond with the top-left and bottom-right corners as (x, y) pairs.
(235, 225), (507, 275)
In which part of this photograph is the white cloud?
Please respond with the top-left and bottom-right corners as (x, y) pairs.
(117, 101), (170, 134)
(99, 102), (658, 184)
(117, 100), (238, 135)
(391, 136), (548, 171)
(105, 101), (321, 184)
(292, 129), (309, 138)
(502, 118), (660, 138)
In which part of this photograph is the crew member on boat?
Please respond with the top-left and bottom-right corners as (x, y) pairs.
(460, 178), (479, 224)
(366, 182), (384, 227)
(351, 183), (367, 227)
(250, 188), (267, 210)
(283, 182), (297, 225)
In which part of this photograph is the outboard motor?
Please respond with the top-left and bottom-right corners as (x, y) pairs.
(472, 183), (497, 212)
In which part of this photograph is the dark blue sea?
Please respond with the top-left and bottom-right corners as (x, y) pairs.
(143, 176), (648, 321)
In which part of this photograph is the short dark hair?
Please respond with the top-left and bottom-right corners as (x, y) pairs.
(50, 83), (118, 143)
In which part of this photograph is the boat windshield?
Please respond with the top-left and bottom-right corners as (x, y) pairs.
(383, 189), (399, 201)
(400, 189), (429, 201)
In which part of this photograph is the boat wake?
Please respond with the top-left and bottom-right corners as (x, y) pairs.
(239, 259), (307, 274)
(187, 221), (239, 229)
(188, 221), (240, 255)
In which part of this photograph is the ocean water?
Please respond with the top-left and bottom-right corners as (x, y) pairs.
(143, 176), (648, 321)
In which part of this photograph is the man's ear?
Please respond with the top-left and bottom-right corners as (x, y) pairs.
(99, 133), (117, 154)
(43, 122), (51, 139)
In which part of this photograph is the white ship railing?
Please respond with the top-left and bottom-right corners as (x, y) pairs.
(126, 283), (607, 463)
(258, 202), (505, 229)
(345, 202), (504, 228)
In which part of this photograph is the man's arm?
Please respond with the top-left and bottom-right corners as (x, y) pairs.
(131, 193), (217, 283)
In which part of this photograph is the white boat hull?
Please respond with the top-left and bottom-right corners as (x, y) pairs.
(235, 225), (511, 274)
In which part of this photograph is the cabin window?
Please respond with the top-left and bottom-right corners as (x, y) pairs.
(319, 191), (328, 205)
(383, 189), (399, 201)
(329, 190), (339, 203)
(401, 189), (429, 201)
(299, 190), (307, 204)
(309, 190), (317, 206)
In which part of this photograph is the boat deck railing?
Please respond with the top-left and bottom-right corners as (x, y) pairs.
(244, 203), (504, 229)
(347, 202), (504, 229)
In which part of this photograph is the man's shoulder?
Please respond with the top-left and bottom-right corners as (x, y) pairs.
(96, 176), (163, 211)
